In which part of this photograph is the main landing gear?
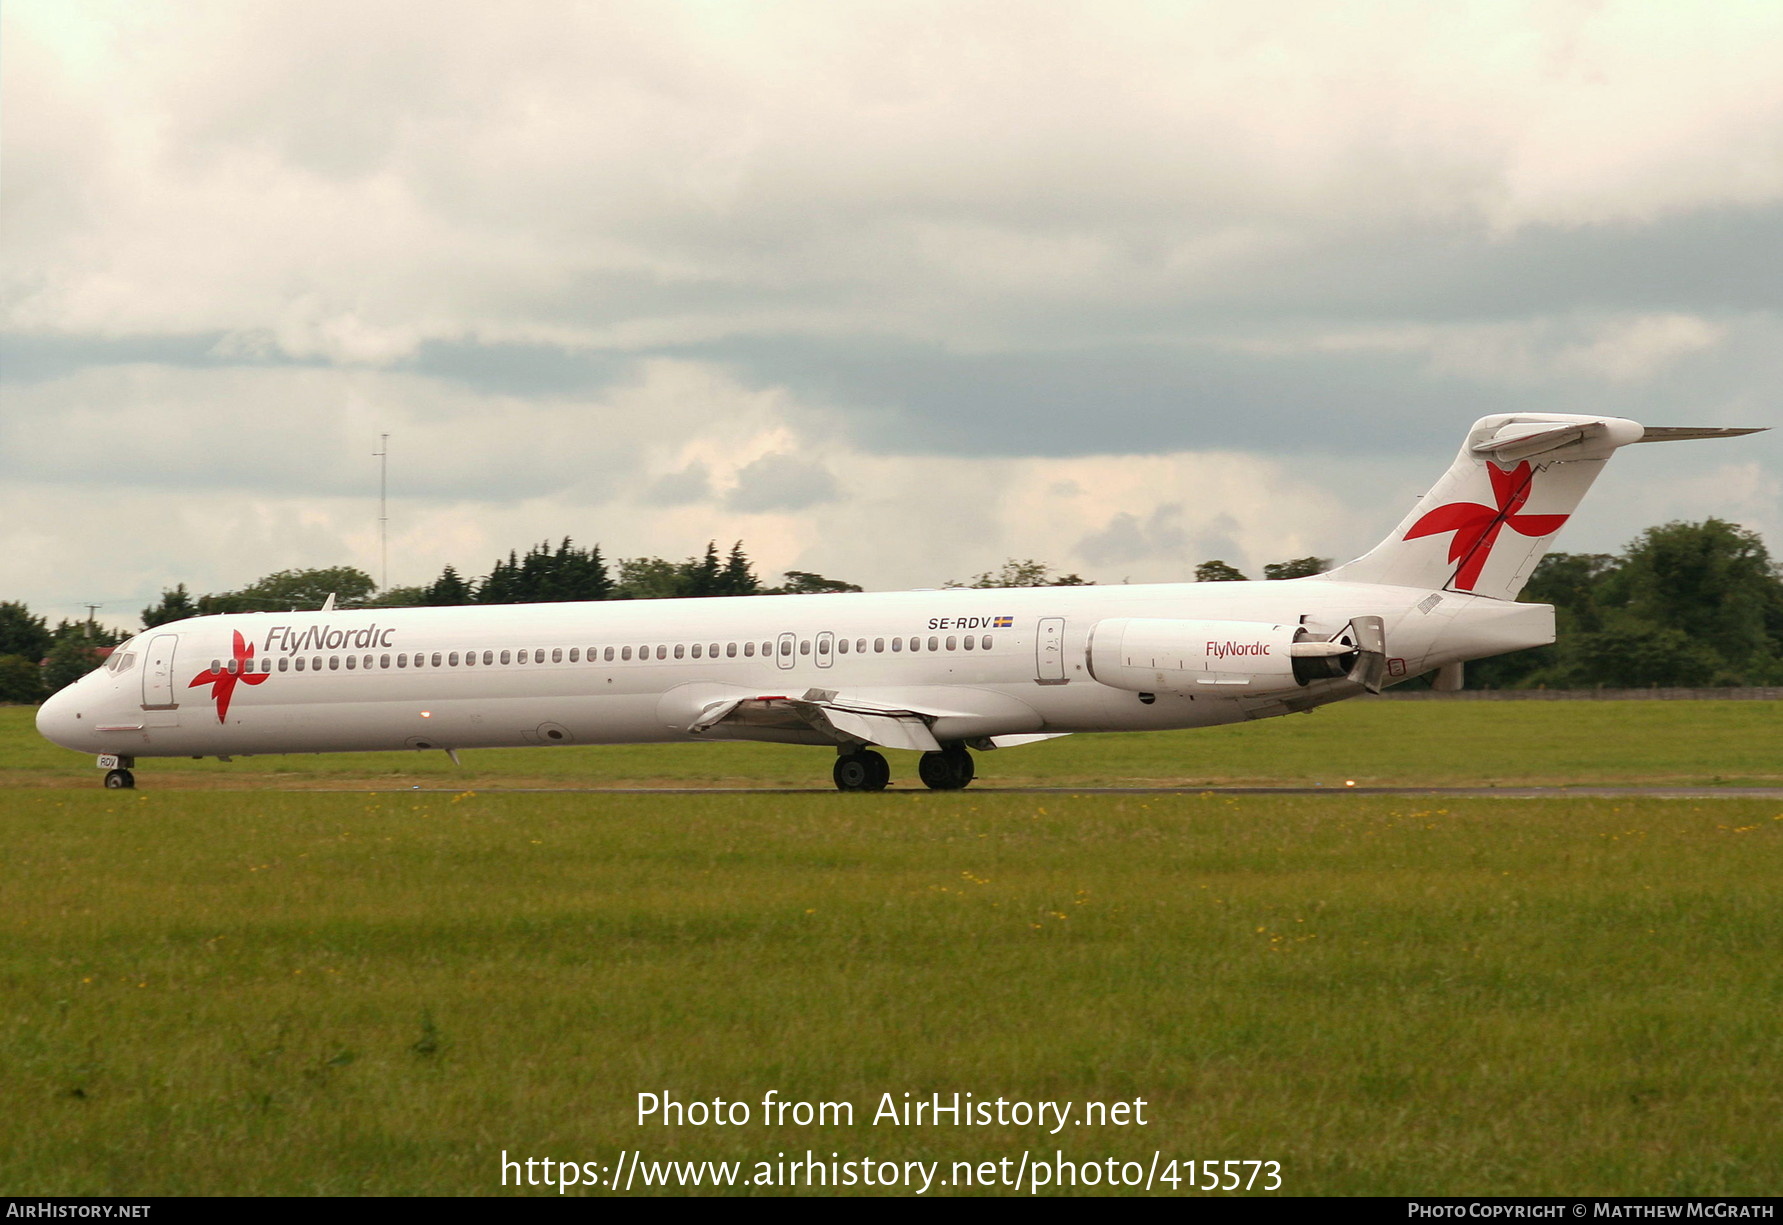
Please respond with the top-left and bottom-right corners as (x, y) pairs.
(833, 749), (890, 791)
(832, 743), (977, 791)
(918, 744), (975, 791)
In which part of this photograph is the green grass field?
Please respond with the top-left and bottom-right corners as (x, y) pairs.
(5, 699), (1780, 789)
(2, 702), (1779, 1195)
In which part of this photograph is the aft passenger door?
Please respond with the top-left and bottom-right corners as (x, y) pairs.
(1035, 617), (1067, 684)
(142, 634), (180, 709)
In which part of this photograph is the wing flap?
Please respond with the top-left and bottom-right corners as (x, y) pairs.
(689, 690), (942, 752)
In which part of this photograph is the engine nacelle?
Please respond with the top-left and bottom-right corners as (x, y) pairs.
(1086, 618), (1356, 697)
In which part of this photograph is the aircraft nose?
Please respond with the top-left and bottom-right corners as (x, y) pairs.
(35, 682), (89, 751)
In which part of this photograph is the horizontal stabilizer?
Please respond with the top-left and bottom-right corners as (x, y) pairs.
(1631, 426), (1768, 445)
(1468, 421), (1598, 463)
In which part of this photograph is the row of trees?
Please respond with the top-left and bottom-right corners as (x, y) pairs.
(1465, 520), (1783, 688)
(0, 604), (130, 704)
(139, 541), (864, 626)
(6, 521), (1780, 702)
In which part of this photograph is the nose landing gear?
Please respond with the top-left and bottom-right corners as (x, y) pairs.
(103, 768), (136, 790)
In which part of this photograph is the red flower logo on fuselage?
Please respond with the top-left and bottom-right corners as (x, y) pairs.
(189, 630), (269, 723)
(1404, 461), (1570, 591)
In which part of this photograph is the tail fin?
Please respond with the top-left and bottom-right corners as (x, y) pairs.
(1318, 414), (1764, 601)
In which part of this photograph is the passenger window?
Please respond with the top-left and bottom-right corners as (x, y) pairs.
(744, 642), (755, 657)
(396, 654), (407, 668)
(482, 651), (494, 665)
(675, 644), (686, 659)
(330, 656), (341, 670)
(837, 639), (849, 654)
(622, 646), (633, 661)
(690, 644), (702, 659)
(727, 643), (737, 658)
(431, 653), (442, 667)
(780, 639), (793, 657)
(982, 635), (992, 649)
(465, 652), (476, 667)
(554, 648), (564, 663)
(946, 636), (957, 651)
(226, 658), (239, 675)
(263, 659), (272, 673)
(964, 636), (975, 650)
(381, 654), (391, 668)
(761, 641), (772, 656)
(346, 656), (357, 670)
(604, 647), (614, 661)
(709, 643), (719, 656)
(928, 636), (939, 651)
(656, 645), (667, 660)
(294, 657), (306, 671)
(279, 658), (290, 672)
(799, 640), (810, 656)
(874, 638), (884, 652)
(503, 650), (514, 664)
(313, 656), (322, 671)
(892, 638), (902, 652)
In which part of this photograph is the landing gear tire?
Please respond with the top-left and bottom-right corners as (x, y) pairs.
(103, 769), (135, 790)
(918, 745), (975, 791)
(833, 750), (890, 792)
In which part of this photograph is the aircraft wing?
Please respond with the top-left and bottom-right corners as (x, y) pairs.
(689, 689), (945, 752)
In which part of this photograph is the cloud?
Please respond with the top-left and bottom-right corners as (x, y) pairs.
(724, 453), (840, 513)
(642, 462), (713, 506)
(3, 2), (1780, 624)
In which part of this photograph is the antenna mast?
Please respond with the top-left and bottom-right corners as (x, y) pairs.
(374, 433), (389, 590)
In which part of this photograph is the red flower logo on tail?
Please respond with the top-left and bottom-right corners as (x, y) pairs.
(189, 630), (269, 723)
(1404, 461), (1570, 591)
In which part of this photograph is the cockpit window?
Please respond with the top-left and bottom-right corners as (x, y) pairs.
(106, 638), (141, 674)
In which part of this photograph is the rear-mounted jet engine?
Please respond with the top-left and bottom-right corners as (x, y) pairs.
(1085, 617), (1386, 697)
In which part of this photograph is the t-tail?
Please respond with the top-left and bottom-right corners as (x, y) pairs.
(1318, 414), (1764, 602)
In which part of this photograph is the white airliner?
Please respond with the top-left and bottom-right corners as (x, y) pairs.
(37, 414), (1761, 791)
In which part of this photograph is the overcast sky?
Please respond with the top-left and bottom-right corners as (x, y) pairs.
(4, 1), (1780, 630)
